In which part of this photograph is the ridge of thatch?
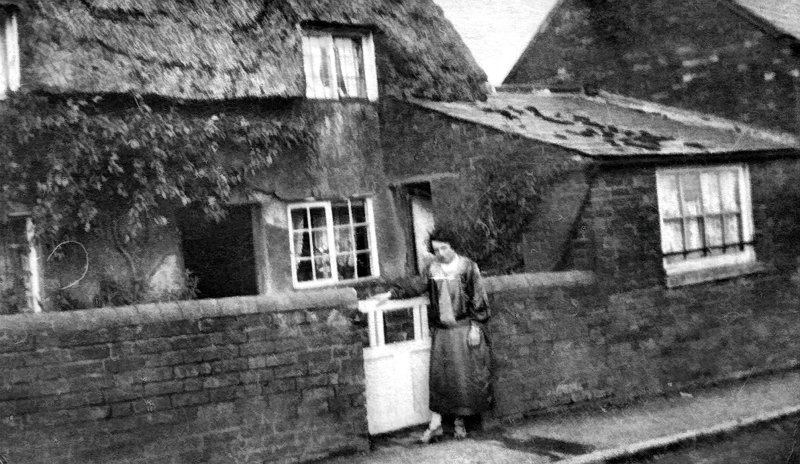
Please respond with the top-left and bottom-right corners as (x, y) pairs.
(16, 0), (487, 101)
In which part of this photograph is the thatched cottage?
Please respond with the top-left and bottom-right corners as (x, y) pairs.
(0, 0), (488, 310)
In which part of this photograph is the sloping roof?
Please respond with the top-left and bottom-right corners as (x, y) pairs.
(17, 0), (487, 101)
(729, 0), (800, 42)
(411, 90), (800, 157)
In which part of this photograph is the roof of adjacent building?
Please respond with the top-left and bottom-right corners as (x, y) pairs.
(14, 0), (487, 102)
(411, 90), (800, 157)
(729, 0), (800, 41)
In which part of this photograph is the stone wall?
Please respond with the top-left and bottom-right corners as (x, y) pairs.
(0, 289), (367, 464)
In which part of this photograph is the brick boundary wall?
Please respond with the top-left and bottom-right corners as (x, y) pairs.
(0, 289), (368, 464)
(4, 269), (800, 463)
(485, 270), (800, 421)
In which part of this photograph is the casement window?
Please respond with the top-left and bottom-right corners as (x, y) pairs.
(0, 215), (41, 313)
(656, 164), (756, 285)
(288, 198), (379, 288)
(0, 5), (20, 99)
(301, 28), (378, 101)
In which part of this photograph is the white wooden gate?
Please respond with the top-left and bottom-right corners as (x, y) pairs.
(359, 296), (431, 435)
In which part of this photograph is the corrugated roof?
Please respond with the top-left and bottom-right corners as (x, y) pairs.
(411, 90), (800, 157)
(731, 0), (800, 41)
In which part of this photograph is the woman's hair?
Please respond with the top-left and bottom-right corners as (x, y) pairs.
(426, 226), (462, 254)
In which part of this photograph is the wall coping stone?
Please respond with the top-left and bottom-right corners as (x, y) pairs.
(0, 288), (358, 335)
(484, 271), (597, 293)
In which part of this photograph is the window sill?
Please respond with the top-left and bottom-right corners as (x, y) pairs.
(304, 96), (376, 103)
(665, 261), (769, 288)
(293, 276), (382, 291)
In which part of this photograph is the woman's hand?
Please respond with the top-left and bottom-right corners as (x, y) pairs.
(369, 291), (392, 304)
(468, 324), (482, 347)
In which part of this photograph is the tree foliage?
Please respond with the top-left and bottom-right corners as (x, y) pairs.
(0, 93), (307, 308)
(0, 93), (305, 244)
(435, 151), (581, 274)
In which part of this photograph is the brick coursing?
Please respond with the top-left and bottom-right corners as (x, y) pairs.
(490, 154), (800, 419)
(488, 270), (800, 421)
(0, 290), (368, 464)
(505, 0), (800, 134)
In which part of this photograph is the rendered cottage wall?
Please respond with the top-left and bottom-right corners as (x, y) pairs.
(37, 98), (410, 305)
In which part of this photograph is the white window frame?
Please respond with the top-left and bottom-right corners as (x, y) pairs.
(656, 164), (756, 285)
(287, 198), (380, 289)
(1, 213), (41, 312)
(0, 5), (20, 100)
(301, 28), (378, 101)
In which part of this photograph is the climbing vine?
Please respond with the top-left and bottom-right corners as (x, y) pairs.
(0, 92), (307, 308)
(435, 150), (582, 275)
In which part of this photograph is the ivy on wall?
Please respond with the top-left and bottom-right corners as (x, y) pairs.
(435, 150), (582, 275)
(0, 93), (307, 307)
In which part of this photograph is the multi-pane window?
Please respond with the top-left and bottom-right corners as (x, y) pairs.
(0, 5), (20, 99)
(302, 29), (378, 101)
(288, 199), (379, 287)
(656, 164), (755, 276)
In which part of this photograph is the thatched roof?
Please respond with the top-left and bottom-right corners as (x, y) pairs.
(16, 0), (487, 101)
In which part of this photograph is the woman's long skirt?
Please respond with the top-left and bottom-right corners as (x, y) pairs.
(428, 324), (493, 416)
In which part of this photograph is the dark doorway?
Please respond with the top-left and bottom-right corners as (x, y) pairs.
(181, 205), (258, 299)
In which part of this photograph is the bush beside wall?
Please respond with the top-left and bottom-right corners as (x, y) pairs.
(0, 290), (367, 464)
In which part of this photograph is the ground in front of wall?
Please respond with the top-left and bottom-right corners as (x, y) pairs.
(617, 416), (800, 464)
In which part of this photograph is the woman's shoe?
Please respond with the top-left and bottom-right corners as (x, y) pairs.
(453, 418), (467, 439)
(419, 426), (443, 444)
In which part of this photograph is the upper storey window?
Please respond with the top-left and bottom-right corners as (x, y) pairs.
(302, 28), (378, 101)
(0, 5), (20, 99)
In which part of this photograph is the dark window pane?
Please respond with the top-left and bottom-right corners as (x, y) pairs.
(355, 226), (369, 251)
(290, 209), (307, 230)
(332, 204), (350, 225)
(351, 201), (366, 223)
(356, 252), (372, 277)
(315, 257), (332, 279)
(337, 254), (355, 280)
(310, 207), (327, 228)
(297, 260), (313, 282)
(383, 308), (415, 344)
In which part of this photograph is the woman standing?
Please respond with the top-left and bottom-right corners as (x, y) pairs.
(379, 227), (494, 442)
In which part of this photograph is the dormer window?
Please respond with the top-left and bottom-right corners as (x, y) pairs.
(302, 28), (378, 101)
(0, 5), (20, 99)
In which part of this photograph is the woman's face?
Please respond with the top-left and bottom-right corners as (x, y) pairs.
(431, 240), (457, 264)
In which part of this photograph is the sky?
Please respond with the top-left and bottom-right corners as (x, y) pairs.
(432, 0), (561, 86)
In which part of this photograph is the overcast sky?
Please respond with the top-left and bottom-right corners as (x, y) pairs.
(433, 0), (561, 86)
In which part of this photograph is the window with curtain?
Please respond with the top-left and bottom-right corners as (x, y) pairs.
(656, 164), (755, 279)
(288, 199), (379, 287)
(302, 29), (378, 101)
